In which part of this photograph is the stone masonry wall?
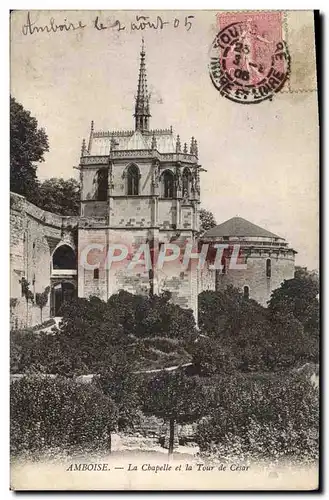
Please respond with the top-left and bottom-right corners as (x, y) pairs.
(10, 193), (78, 329)
(215, 250), (295, 306)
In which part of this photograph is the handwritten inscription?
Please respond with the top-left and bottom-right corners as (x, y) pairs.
(22, 12), (195, 36)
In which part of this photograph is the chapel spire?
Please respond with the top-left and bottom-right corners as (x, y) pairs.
(134, 38), (151, 132)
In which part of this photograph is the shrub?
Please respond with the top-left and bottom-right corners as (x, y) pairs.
(10, 376), (117, 456)
(196, 372), (319, 464)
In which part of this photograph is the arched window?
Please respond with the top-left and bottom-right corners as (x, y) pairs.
(182, 168), (190, 197)
(93, 268), (99, 280)
(163, 170), (174, 199)
(266, 258), (271, 278)
(243, 285), (250, 299)
(127, 165), (139, 195)
(96, 168), (108, 201)
(53, 245), (76, 270)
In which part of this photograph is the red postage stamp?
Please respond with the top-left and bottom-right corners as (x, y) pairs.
(209, 11), (290, 104)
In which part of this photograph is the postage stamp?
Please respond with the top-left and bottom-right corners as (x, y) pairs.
(209, 11), (291, 104)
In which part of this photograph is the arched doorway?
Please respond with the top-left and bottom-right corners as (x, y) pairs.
(51, 281), (76, 316)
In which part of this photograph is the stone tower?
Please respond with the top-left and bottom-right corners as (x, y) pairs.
(200, 217), (296, 306)
(77, 42), (202, 320)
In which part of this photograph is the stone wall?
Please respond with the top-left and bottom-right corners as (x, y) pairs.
(78, 226), (199, 319)
(10, 193), (78, 329)
(214, 249), (295, 306)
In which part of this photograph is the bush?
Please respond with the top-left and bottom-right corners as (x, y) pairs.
(196, 372), (319, 464)
(11, 376), (117, 456)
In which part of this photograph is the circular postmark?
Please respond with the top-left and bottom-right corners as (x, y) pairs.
(209, 20), (290, 104)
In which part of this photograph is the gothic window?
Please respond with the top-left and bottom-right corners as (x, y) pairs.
(127, 165), (139, 195)
(53, 245), (76, 270)
(163, 170), (174, 199)
(96, 168), (108, 201)
(243, 285), (250, 299)
(266, 258), (271, 278)
(182, 168), (190, 197)
(93, 268), (99, 280)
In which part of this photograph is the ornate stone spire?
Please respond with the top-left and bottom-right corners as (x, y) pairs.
(88, 120), (94, 153)
(194, 139), (198, 158)
(134, 38), (151, 132)
(176, 135), (181, 153)
(81, 138), (86, 156)
(151, 132), (157, 150)
(183, 142), (188, 154)
(190, 137), (195, 154)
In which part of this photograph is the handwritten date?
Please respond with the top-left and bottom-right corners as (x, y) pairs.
(22, 12), (195, 36)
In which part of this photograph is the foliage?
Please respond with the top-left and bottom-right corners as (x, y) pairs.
(36, 177), (80, 216)
(10, 96), (49, 198)
(198, 286), (267, 338)
(11, 291), (195, 375)
(11, 376), (118, 455)
(19, 277), (34, 303)
(35, 286), (50, 323)
(268, 267), (320, 336)
(10, 329), (88, 376)
(199, 208), (217, 234)
(97, 358), (143, 432)
(196, 286), (318, 374)
(107, 290), (197, 340)
(196, 372), (319, 464)
(143, 370), (207, 457)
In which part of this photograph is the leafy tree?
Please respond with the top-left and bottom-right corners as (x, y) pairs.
(192, 336), (237, 376)
(36, 177), (80, 216)
(10, 96), (49, 198)
(198, 286), (267, 338)
(199, 208), (217, 234)
(196, 371), (319, 464)
(107, 290), (197, 340)
(268, 267), (319, 336)
(35, 286), (50, 324)
(143, 371), (206, 458)
(19, 277), (34, 326)
(97, 357), (143, 451)
(196, 286), (317, 373)
(59, 296), (126, 372)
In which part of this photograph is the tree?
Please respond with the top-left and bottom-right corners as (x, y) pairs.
(97, 357), (143, 451)
(19, 277), (34, 326)
(198, 286), (267, 338)
(199, 208), (217, 234)
(36, 178), (80, 216)
(197, 286), (316, 373)
(10, 96), (49, 198)
(143, 371), (206, 459)
(107, 290), (197, 340)
(35, 286), (50, 324)
(268, 267), (319, 336)
(196, 371), (319, 464)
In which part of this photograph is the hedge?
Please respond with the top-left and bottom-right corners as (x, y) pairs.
(10, 376), (117, 456)
(196, 371), (319, 464)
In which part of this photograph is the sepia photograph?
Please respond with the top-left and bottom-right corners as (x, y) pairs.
(9, 9), (319, 491)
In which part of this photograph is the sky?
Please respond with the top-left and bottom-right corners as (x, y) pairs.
(10, 10), (319, 269)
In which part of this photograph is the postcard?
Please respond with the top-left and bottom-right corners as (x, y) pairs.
(10, 9), (319, 491)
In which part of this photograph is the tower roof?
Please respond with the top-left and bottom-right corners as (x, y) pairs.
(203, 217), (281, 239)
(134, 38), (150, 132)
